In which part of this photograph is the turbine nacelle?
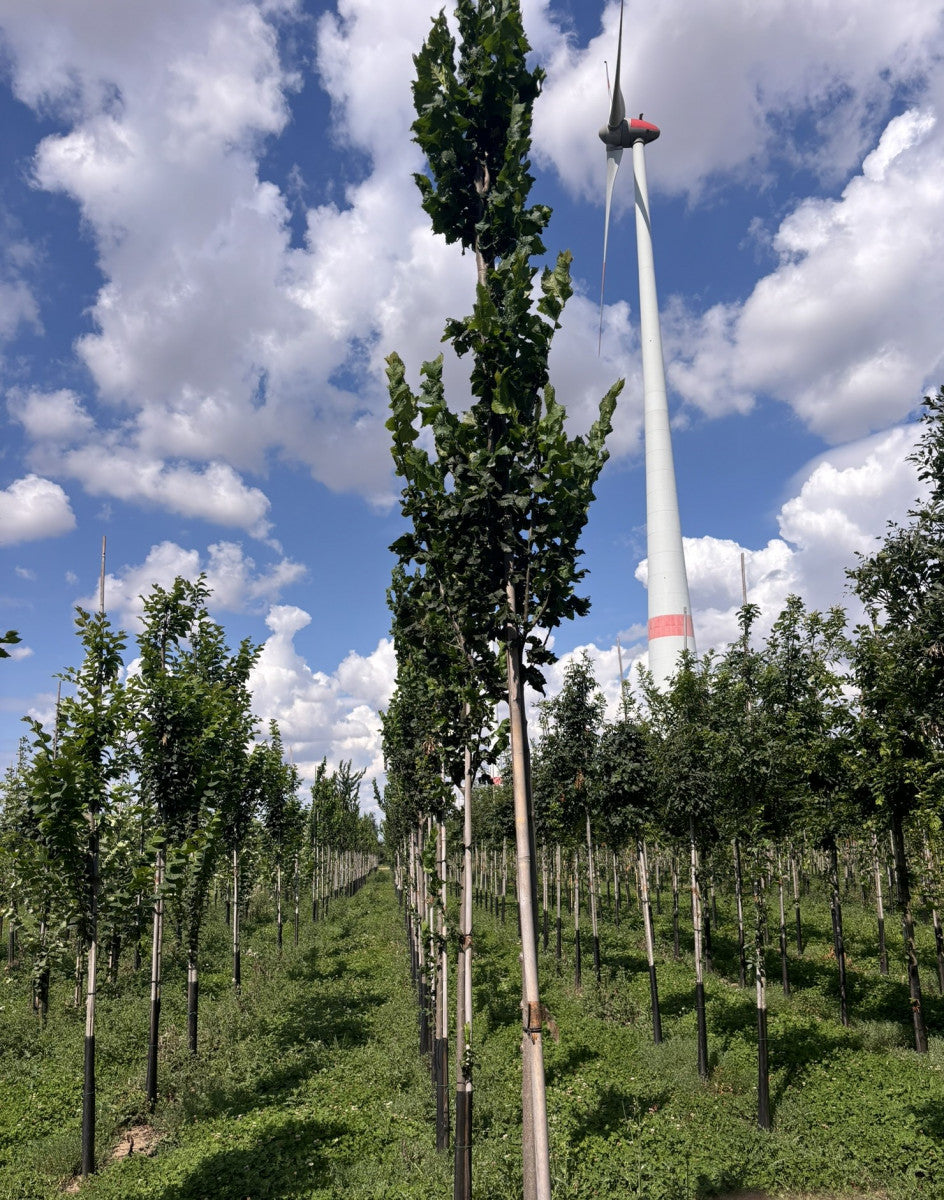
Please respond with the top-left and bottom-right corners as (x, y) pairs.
(598, 117), (660, 149)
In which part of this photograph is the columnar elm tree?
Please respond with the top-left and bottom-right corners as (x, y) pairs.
(26, 607), (128, 1174)
(532, 655), (605, 984)
(387, 3), (618, 1192)
(133, 577), (259, 1097)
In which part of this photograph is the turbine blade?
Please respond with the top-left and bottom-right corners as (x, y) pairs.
(599, 145), (623, 353)
(602, 147), (622, 280)
(608, 0), (626, 131)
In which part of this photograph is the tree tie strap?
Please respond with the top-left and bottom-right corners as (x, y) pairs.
(524, 1002), (559, 1042)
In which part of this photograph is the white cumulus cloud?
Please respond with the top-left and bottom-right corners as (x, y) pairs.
(249, 604), (397, 801)
(667, 102), (944, 443)
(0, 475), (76, 545)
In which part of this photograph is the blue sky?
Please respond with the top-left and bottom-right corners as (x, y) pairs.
(1, 0), (941, 809)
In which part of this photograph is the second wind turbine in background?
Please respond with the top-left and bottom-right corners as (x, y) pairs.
(599, 0), (696, 691)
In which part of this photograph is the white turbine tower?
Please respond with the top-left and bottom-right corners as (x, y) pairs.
(599, 0), (695, 689)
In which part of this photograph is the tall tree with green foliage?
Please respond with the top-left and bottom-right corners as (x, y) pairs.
(762, 598), (853, 1024)
(533, 654), (605, 985)
(258, 721), (303, 953)
(848, 389), (944, 1052)
(644, 654), (721, 1080)
(385, 547), (503, 1187)
(0, 741), (36, 987)
(593, 703), (661, 1041)
(388, 4), (618, 1193)
(1, 736), (64, 1023)
(26, 606), (129, 1174)
(133, 576), (259, 1098)
(710, 603), (783, 1128)
(382, 574), (457, 1156)
(222, 740), (263, 992)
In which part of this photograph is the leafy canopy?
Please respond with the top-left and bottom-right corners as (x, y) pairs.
(387, 0), (620, 693)
(849, 389), (944, 800)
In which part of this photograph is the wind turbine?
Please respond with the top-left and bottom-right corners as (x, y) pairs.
(599, 0), (695, 690)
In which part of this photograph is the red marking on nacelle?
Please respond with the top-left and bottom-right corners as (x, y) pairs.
(629, 118), (660, 136)
(648, 614), (695, 640)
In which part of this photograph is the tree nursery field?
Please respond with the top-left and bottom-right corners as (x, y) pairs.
(3, 0), (944, 1197)
(2, 866), (942, 1200)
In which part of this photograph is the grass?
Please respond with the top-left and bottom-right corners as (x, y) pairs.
(0, 878), (450, 1200)
(477, 872), (944, 1199)
(1, 867), (943, 1198)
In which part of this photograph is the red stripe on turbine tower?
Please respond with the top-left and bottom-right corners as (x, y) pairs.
(648, 613), (695, 640)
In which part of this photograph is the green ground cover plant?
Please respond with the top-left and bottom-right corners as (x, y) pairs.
(1, 869), (943, 1199)
(0, 876), (450, 1200)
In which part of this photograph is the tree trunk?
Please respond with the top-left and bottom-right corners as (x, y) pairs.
(753, 858), (771, 1131)
(414, 828), (430, 1058)
(872, 833), (888, 975)
(654, 850), (663, 915)
(145, 849), (165, 1110)
(232, 847), (242, 991)
(554, 844), (562, 963)
(888, 831), (898, 903)
(690, 826), (708, 1078)
(671, 852), (680, 960)
(37, 913), (50, 1027)
(7, 908), (16, 970)
(931, 905), (944, 995)
(276, 859), (283, 953)
(501, 838), (508, 925)
(426, 817), (438, 1094)
(436, 819), (450, 1152)
(703, 878), (713, 975)
(454, 751), (473, 1200)
(73, 942), (84, 1007)
(922, 839), (944, 994)
(573, 851), (582, 988)
(638, 838), (662, 1044)
(733, 839), (747, 987)
(187, 948), (199, 1055)
(586, 813), (601, 982)
(541, 843), (549, 953)
(827, 838), (849, 1026)
(82, 813), (100, 1176)
(777, 850), (790, 995)
(790, 851), (803, 955)
(107, 932), (121, 984)
(294, 851), (300, 948)
(506, 631), (551, 1200)
(890, 811), (927, 1051)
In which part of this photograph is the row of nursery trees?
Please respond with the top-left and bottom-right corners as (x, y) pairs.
(499, 584), (940, 1102)
(385, 404), (944, 1195)
(0, 573), (380, 1177)
(380, 2), (943, 1198)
